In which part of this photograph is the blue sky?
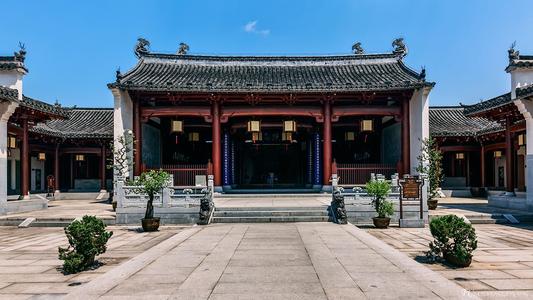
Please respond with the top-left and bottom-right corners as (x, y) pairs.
(1, 0), (532, 107)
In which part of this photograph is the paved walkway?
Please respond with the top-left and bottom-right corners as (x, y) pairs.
(368, 224), (533, 299)
(0, 199), (115, 224)
(0, 226), (179, 299)
(65, 223), (476, 299)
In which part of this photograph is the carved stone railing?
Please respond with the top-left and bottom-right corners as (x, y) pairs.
(114, 175), (215, 224)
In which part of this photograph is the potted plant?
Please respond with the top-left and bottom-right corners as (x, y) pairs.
(416, 138), (444, 210)
(427, 215), (477, 267)
(134, 170), (170, 232)
(366, 180), (394, 228)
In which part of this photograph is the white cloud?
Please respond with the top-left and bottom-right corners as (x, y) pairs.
(244, 20), (270, 36)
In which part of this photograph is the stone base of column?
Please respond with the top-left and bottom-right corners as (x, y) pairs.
(22, 195), (30, 200)
(504, 191), (516, 197)
(53, 190), (61, 200)
(321, 185), (332, 192)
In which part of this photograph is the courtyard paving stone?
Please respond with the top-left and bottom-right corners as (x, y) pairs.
(0, 225), (181, 299)
(64, 223), (476, 299)
(368, 223), (533, 299)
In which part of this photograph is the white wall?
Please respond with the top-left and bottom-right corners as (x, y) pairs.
(0, 70), (24, 100)
(409, 87), (431, 174)
(111, 88), (134, 179)
(0, 101), (19, 214)
(511, 70), (533, 99)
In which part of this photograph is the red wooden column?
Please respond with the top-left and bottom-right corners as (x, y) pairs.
(480, 145), (485, 188)
(133, 99), (142, 176)
(21, 118), (29, 198)
(100, 144), (106, 191)
(505, 118), (515, 194)
(323, 99), (332, 185)
(212, 100), (221, 186)
(54, 143), (60, 191)
(401, 99), (410, 175)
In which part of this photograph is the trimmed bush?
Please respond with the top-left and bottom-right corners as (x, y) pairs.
(427, 215), (477, 267)
(58, 215), (113, 274)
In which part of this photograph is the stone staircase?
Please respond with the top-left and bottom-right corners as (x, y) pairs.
(212, 206), (330, 223)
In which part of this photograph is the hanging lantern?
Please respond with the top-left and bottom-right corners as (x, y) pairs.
(283, 120), (297, 132)
(38, 152), (46, 161)
(8, 136), (17, 149)
(345, 131), (355, 141)
(247, 120), (261, 132)
(282, 132), (293, 142)
(361, 119), (373, 132)
(75, 154), (85, 161)
(455, 153), (464, 160)
(493, 151), (502, 158)
(518, 133), (526, 146)
(188, 132), (200, 142)
(171, 120), (183, 133)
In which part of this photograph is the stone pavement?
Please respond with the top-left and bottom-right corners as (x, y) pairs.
(65, 223), (476, 299)
(368, 224), (533, 299)
(0, 226), (180, 299)
(0, 198), (115, 223)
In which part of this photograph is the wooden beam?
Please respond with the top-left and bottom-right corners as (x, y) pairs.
(221, 106), (324, 123)
(484, 142), (506, 152)
(439, 145), (481, 152)
(141, 106), (213, 122)
(332, 106), (401, 122)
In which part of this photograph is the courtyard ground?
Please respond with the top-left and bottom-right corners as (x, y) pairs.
(0, 225), (181, 299)
(368, 223), (533, 299)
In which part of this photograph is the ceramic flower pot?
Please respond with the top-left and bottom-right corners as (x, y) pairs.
(427, 199), (438, 210)
(141, 217), (160, 232)
(444, 252), (472, 268)
(372, 217), (391, 229)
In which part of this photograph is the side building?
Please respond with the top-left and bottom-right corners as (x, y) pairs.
(0, 47), (112, 214)
(432, 47), (533, 211)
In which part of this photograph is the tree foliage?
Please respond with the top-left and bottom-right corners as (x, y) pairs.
(58, 216), (113, 274)
(108, 130), (135, 181)
(366, 180), (394, 218)
(134, 170), (171, 219)
(427, 215), (477, 266)
(416, 137), (444, 201)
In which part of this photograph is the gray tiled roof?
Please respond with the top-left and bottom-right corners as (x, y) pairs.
(20, 95), (69, 118)
(0, 56), (27, 72)
(463, 92), (512, 116)
(508, 54), (533, 70)
(0, 86), (19, 102)
(32, 108), (113, 139)
(429, 106), (502, 137)
(517, 84), (533, 99)
(110, 53), (433, 93)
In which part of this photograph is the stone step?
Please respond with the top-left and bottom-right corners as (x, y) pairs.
(0, 217), (115, 227)
(215, 193), (330, 199)
(215, 206), (328, 212)
(213, 210), (329, 217)
(212, 216), (330, 223)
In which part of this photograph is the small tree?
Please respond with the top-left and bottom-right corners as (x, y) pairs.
(58, 215), (113, 274)
(134, 170), (171, 219)
(416, 137), (443, 201)
(108, 130), (135, 182)
(366, 180), (394, 218)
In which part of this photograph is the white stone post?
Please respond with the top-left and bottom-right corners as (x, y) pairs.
(409, 86), (432, 221)
(0, 101), (19, 214)
(514, 98), (533, 210)
(115, 176), (125, 209)
(111, 88), (134, 181)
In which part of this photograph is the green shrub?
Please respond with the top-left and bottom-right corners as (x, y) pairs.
(58, 215), (113, 274)
(134, 170), (171, 219)
(427, 215), (477, 266)
(366, 180), (394, 218)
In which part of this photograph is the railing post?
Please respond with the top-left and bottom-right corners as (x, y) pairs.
(116, 176), (125, 208)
